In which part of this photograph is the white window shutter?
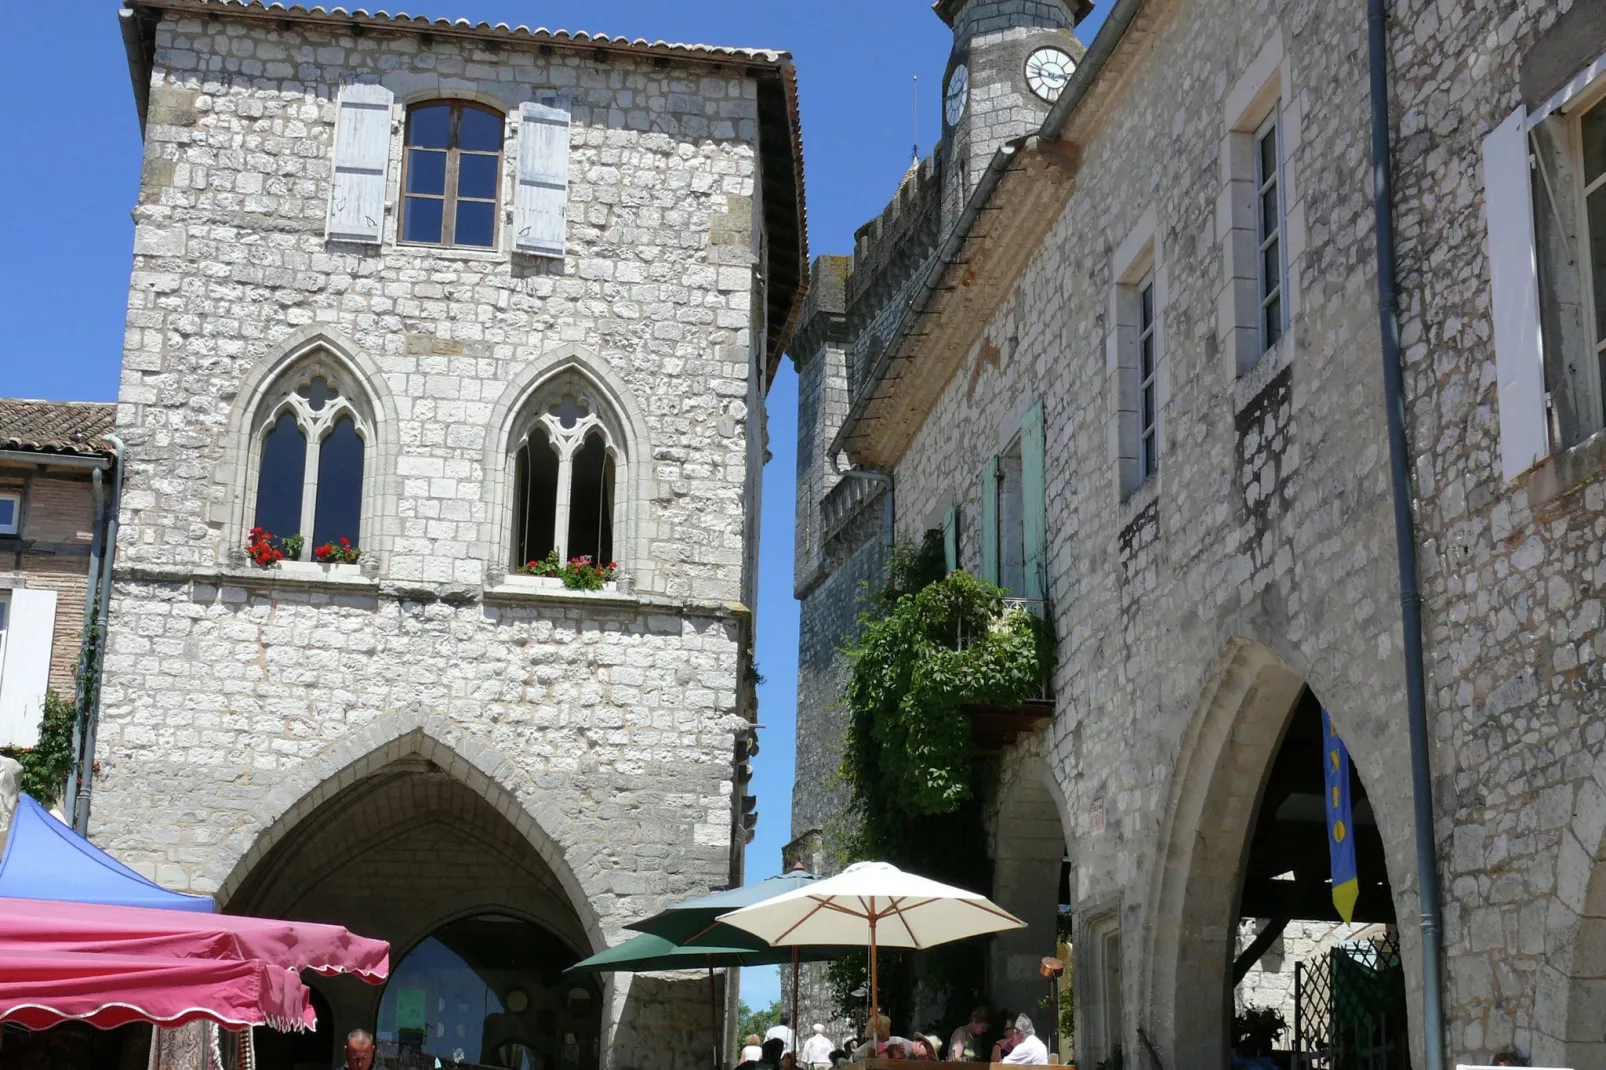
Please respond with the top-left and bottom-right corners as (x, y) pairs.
(516, 97), (572, 258)
(1021, 401), (1048, 604)
(326, 83), (394, 244)
(0, 588), (59, 749)
(1482, 105), (1550, 482)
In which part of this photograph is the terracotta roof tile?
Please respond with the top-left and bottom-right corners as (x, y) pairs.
(0, 400), (119, 457)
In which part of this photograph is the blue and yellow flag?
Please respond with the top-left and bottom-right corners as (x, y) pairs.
(1321, 707), (1359, 923)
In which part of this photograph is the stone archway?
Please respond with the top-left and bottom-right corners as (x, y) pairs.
(223, 744), (604, 1063)
(1141, 639), (1411, 1070)
(988, 742), (1070, 1029)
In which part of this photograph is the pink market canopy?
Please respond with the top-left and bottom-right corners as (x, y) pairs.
(0, 897), (390, 983)
(0, 948), (315, 1032)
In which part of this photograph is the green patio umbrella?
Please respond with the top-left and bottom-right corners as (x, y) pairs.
(625, 867), (830, 1042)
(566, 931), (846, 1070)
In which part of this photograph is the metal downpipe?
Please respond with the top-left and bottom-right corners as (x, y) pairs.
(1365, 3), (1447, 1068)
(73, 433), (124, 836)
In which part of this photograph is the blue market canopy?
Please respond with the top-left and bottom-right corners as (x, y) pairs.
(0, 795), (215, 912)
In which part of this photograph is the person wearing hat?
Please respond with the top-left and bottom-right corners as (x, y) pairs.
(800, 1024), (835, 1070)
(991, 1015), (1048, 1065)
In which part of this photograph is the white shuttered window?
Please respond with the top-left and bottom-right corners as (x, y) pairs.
(327, 84), (395, 244)
(515, 97), (573, 258)
(0, 587), (58, 749)
(1482, 105), (1551, 483)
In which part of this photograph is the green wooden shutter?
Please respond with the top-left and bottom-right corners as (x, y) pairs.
(1021, 401), (1047, 603)
(980, 456), (999, 585)
(943, 505), (958, 573)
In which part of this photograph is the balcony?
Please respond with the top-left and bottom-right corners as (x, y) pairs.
(956, 596), (1055, 754)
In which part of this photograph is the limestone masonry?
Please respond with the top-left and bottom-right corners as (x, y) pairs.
(91, 1), (806, 1066)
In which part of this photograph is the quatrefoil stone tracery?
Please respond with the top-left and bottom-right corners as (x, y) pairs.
(527, 391), (615, 459)
(274, 373), (366, 441)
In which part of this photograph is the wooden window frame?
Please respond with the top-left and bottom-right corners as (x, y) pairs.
(400, 100), (504, 250)
(1254, 108), (1287, 355)
(1569, 84), (1606, 429)
(1138, 273), (1160, 481)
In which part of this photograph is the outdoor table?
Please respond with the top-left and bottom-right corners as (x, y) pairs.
(863, 1060), (1067, 1070)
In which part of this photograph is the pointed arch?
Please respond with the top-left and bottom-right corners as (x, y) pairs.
(212, 706), (607, 958)
(484, 345), (655, 589)
(1138, 638), (1421, 1070)
(215, 328), (399, 567)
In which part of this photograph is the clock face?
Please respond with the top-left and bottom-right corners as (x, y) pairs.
(1025, 47), (1076, 102)
(944, 64), (970, 127)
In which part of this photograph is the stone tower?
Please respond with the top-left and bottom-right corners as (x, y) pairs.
(935, 0), (1087, 216)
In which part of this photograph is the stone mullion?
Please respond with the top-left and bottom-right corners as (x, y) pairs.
(297, 418), (323, 558)
(553, 446), (575, 564)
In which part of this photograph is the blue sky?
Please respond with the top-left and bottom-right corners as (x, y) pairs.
(0, 0), (1107, 1011)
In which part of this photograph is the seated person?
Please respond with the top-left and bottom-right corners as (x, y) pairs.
(741, 1036), (765, 1064)
(947, 1007), (990, 1061)
(848, 1016), (915, 1061)
(990, 1015), (1048, 1066)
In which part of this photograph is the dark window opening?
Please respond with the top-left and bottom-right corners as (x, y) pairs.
(312, 414), (365, 548)
(567, 432), (614, 566)
(513, 434), (560, 568)
(402, 101), (503, 248)
(255, 410), (306, 540)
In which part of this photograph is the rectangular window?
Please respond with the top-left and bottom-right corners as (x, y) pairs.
(1576, 96), (1606, 399)
(1255, 110), (1286, 353)
(996, 448), (1026, 596)
(1138, 275), (1159, 480)
(402, 102), (504, 249)
(0, 492), (18, 536)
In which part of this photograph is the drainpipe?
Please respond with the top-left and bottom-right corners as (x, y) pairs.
(64, 466), (109, 828)
(1366, 5), (1447, 1070)
(73, 434), (124, 836)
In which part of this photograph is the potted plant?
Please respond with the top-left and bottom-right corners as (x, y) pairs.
(312, 537), (361, 565)
(1232, 1006), (1287, 1058)
(247, 528), (303, 567)
(517, 551), (617, 591)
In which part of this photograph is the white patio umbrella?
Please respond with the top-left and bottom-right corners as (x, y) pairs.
(715, 861), (1025, 1026)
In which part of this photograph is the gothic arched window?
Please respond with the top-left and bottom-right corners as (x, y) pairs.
(511, 382), (621, 570)
(251, 361), (373, 558)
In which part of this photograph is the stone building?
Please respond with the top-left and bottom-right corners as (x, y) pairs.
(91, 2), (806, 1067)
(790, 0), (1606, 1068)
(0, 401), (119, 760)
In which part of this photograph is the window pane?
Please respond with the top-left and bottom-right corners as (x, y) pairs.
(0, 497), (15, 531)
(1589, 187), (1606, 344)
(1262, 239), (1282, 296)
(568, 433), (613, 565)
(1260, 186), (1280, 241)
(1264, 295), (1284, 348)
(405, 148), (446, 195)
(459, 107), (504, 153)
(455, 200), (496, 248)
(408, 105), (450, 148)
(458, 153), (500, 200)
(1258, 126), (1278, 185)
(1139, 284), (1153, 328)
(402, 196), (444, 244)
(1584, 100), (1606, 186)
(254, 410), (306, 540)
(1140, 335), (1155, 381)
(312, 415), (364, 549)
(515, 436), (560, 567)
(1142, 385), (1156, 427)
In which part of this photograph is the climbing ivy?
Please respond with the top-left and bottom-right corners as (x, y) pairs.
(1, 689), (77, 808)
(827, 533), (1056, 1024)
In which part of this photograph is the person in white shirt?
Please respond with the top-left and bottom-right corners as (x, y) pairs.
(800, 1024), (835, 1070)
(993, 1015), (1048, 1065)
(740, 1034), (764, 1064)
(765, 1014), (796, 1054)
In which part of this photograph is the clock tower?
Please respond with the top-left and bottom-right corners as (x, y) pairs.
(935, 0), (1088, 220)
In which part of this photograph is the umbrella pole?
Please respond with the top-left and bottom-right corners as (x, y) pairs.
(708, 960), (721, 1070)
(868, 905), (879, 1038)
(790, 947), (799, 1055)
